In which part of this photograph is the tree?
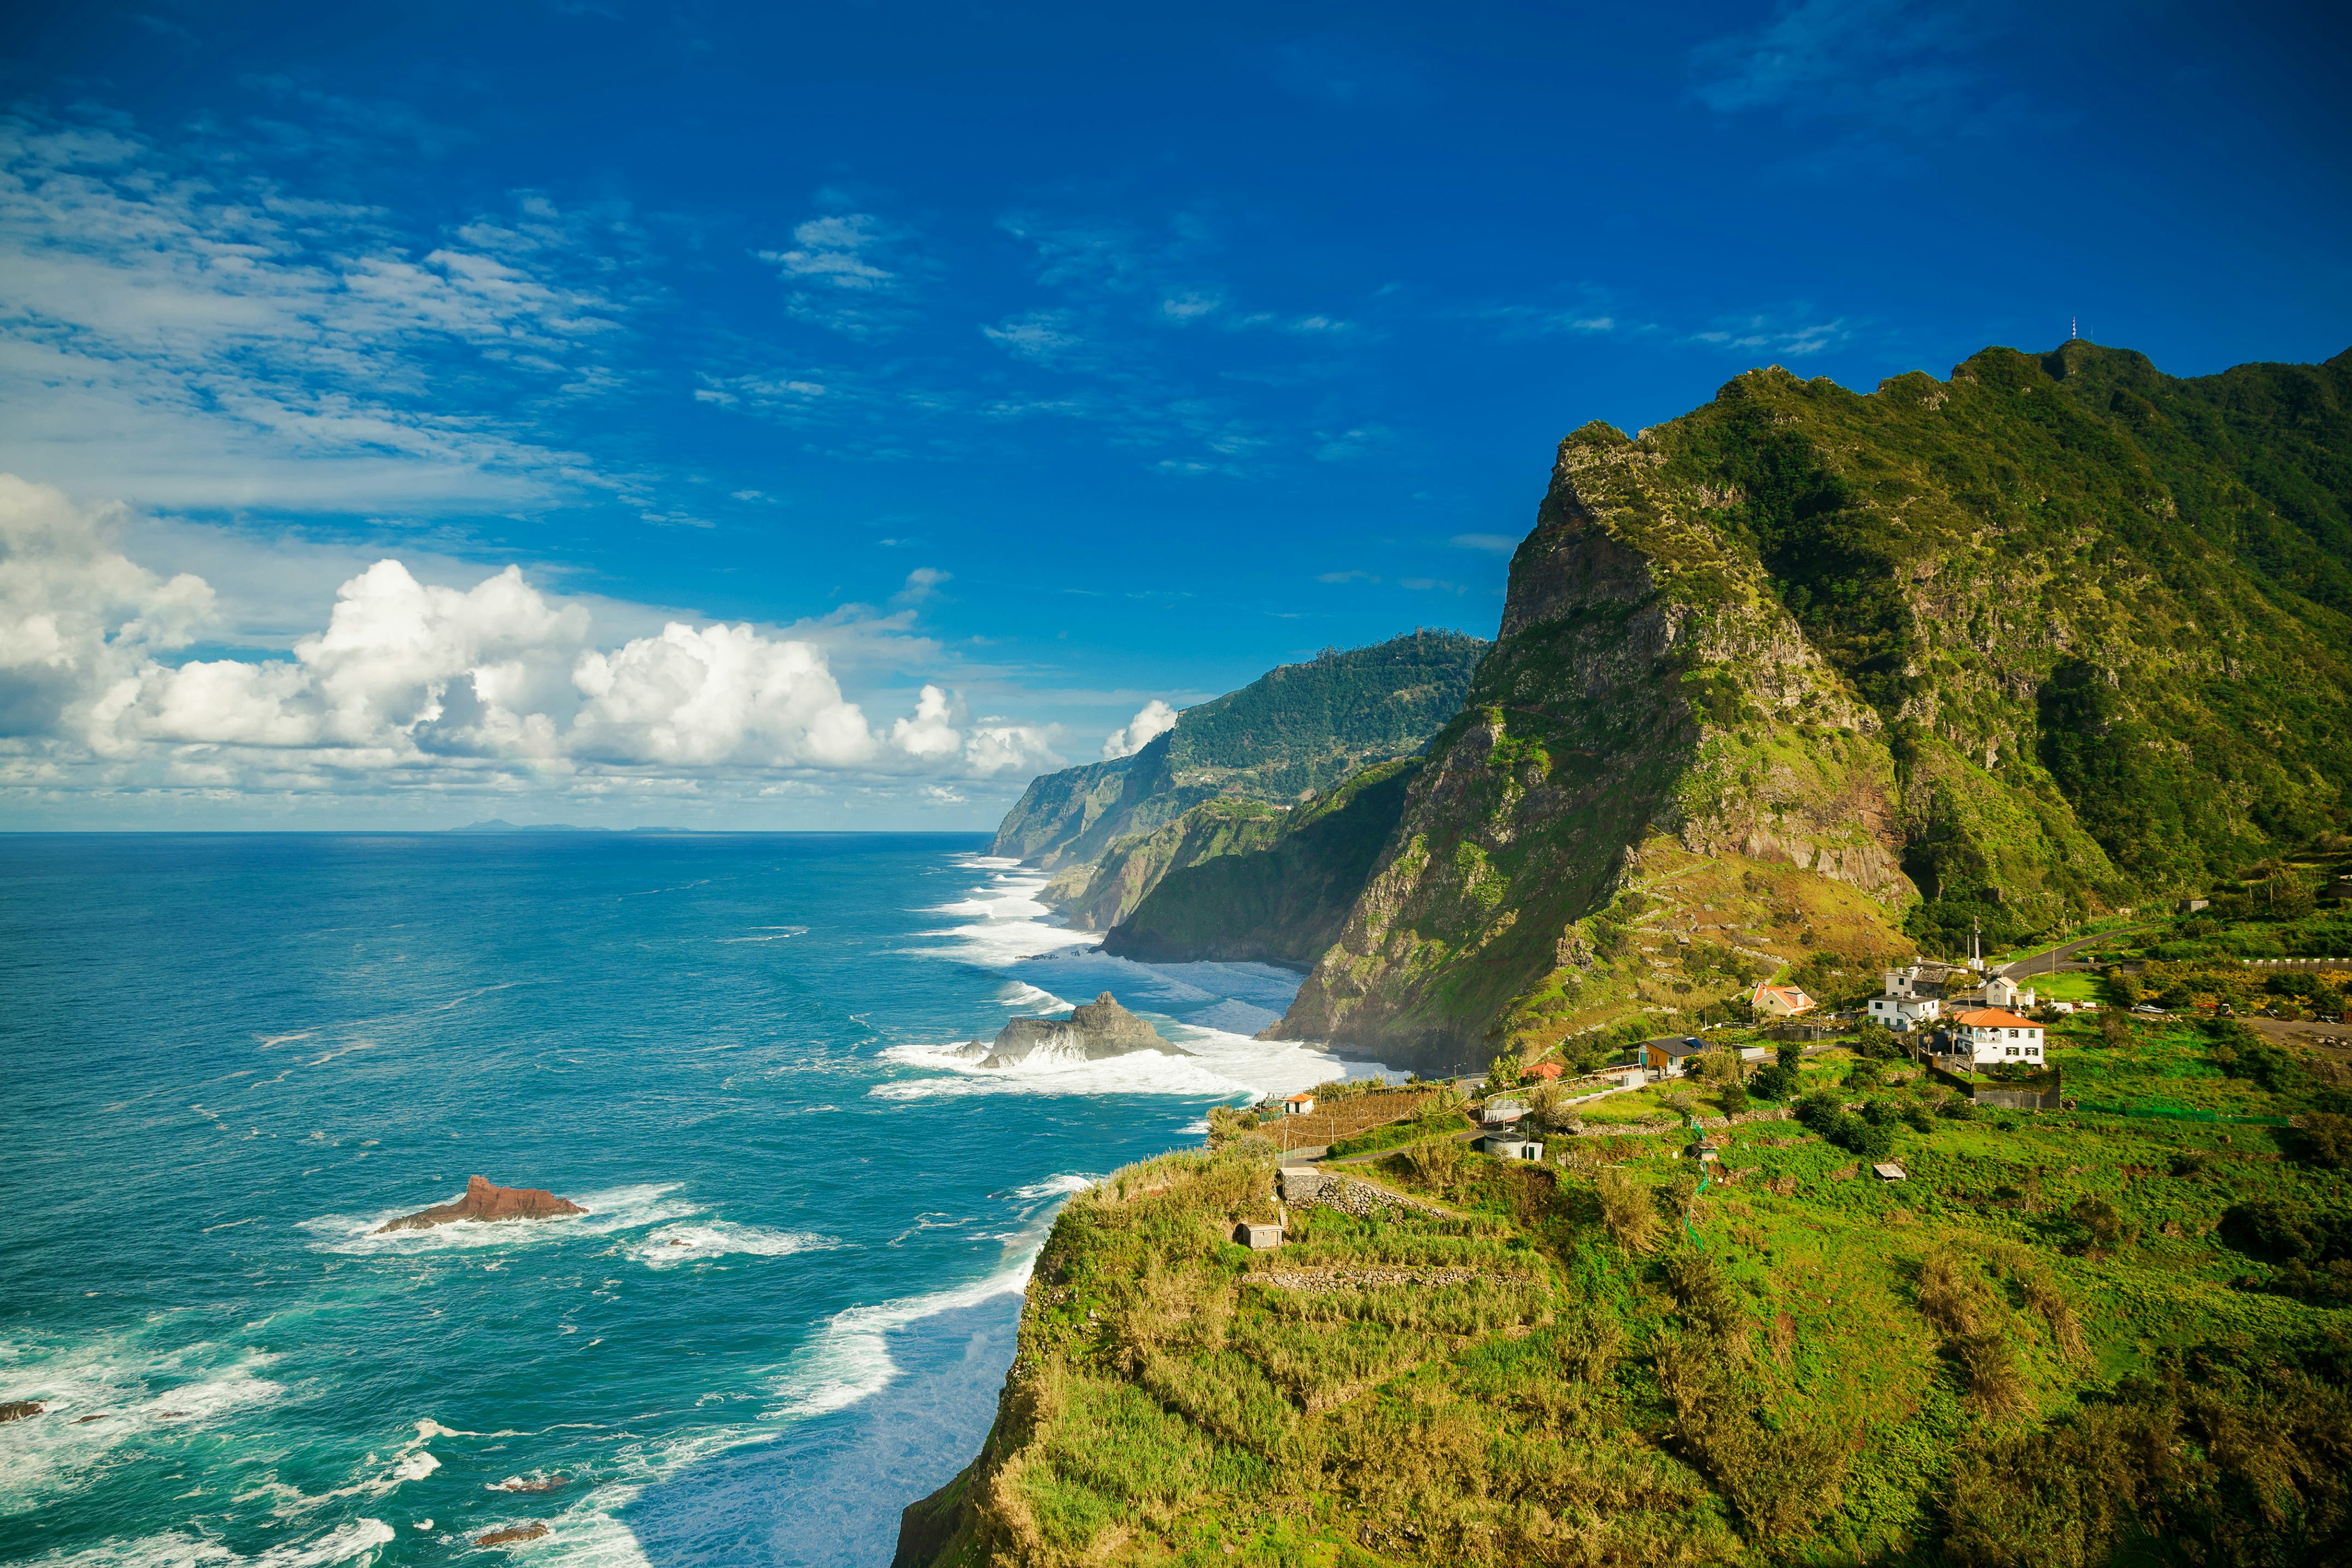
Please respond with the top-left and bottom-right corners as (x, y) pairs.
(1487, 1052), (1524, 1091)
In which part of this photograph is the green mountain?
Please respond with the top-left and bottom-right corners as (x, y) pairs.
(1100, 757), (1423, 967)
(1262, 342), (2352, 1072)
(991, 630), (1486, 927)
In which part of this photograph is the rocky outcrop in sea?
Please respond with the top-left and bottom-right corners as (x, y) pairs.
(375, 1175), (586, 1234)
(945, 992), (1191, 1069)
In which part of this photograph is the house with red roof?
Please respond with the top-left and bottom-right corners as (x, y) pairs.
(1751, 982), (1816, 1018)
(1950, 1008), (2046, 1067)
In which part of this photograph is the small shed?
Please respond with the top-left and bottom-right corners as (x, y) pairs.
(1481, 1132), (1544, 1161)
(1871, 1162), (1908, 1183)
(1233, 1221), (1283, 1250)
(1283, 1092), (1315, 1117)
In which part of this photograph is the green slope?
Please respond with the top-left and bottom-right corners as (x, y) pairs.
(898, 1007), (2352, 1567)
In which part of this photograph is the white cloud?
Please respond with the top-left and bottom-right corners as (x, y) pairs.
(759, 211), (919, 338)
(981, 311), (1087, 365)
(1315, 569), (1379, 584)
(1450, 533), (1518, 554)
(1686, 312), (1853, 357)
(0, 477), (1061, 802)
(0, 112), (640, 514)
(1100, 698), (1177, 760)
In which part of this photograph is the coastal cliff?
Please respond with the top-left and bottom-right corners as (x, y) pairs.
(1101, 756), (1421, 966)
(991, 630), (1484, 887)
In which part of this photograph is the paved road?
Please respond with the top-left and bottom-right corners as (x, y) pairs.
(1999, 925), (2150, 980)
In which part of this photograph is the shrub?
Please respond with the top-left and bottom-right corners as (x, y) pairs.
(1664, 1250), (1742, 1337)
(2300, 1112), (2352, 1169)
(1593, 1166), (1660, 1254)
(2067, 1197), (2126, 1257)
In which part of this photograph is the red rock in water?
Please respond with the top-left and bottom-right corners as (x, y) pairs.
(475, 1524), (551, 1547)
(375, 1175), (586, 1234)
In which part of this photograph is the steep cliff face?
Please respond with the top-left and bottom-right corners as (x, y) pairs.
(1040, 799), (1284, 933)
(989, 630), (1485, 879)
(1271, 424), (1918, 1071)
(1101, 757), (1421, 965)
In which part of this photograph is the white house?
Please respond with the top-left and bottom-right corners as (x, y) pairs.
(1867, 992), (1943, 1031)
(1283, 1092), (1315, 1116)
(1950, 1008), (2046, 1066)
(1952, 973), (2038, 1012)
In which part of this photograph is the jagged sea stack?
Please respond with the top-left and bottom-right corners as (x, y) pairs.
(958, 992), (1192, 1069)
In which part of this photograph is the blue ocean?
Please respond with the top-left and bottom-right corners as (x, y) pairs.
(0, 834), (1374, 1567)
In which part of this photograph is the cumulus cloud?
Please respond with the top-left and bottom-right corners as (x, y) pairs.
(1101, 698), (1178, 760)
(0, 477), (1061, 801)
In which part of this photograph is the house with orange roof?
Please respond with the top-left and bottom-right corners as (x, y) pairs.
(1525, 1061), (1564, 1082)
(1751, 982), (1816, 1019)
(1950, 1008), (2046, 1066)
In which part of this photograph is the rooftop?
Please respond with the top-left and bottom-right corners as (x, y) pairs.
(1953, 1009), (2039, 1029)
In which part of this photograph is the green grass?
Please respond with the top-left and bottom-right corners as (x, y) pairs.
(902, 1003), (2352, 1567)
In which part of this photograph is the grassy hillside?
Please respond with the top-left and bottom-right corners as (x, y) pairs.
(990, 631), (1485, 875)
(898, 1012), (2352, 1567)
(1100, 758), (1423, 966)
(1271, 343), (2352, 1069)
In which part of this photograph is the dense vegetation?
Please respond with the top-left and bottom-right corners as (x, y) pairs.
(991, 630), (1483, 874)
(901, 999), (2352, 1567)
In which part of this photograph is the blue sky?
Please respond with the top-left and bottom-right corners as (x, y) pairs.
(2, 0), (2347, 829)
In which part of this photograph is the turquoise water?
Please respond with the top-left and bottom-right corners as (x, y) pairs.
(0, 835), (1370, 1566)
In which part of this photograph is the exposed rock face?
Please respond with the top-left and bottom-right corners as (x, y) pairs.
(475, 1524), (550, 1547)
(375, 1175), (586, 1234)
(1103, 758), (1421, 966)
(947, 993), (1191, 1069)
(1269, 422), (1920, 1072)
(0, 1400), (44, 1423)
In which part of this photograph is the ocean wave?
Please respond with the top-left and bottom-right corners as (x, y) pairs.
(764, 1259), (1036, 1422)
(868, 1023), (1372, 1103)
(1007, 1173), (1098, 1202)
(28, 1518), (394, 1567)
(628, 1222), (841, 1271)
(300, 1182), (698, 1256)
(0, 1337), (286, 1517)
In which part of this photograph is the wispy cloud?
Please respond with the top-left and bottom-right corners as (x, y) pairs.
(1450, 533), (1517, 554)
(1684, 311), (1853, 358)
(0, 109), (643, 514)
(1689, 0), (2025, 174)
(758, 210), (922, 337)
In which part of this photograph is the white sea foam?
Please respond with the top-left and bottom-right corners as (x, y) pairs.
(1008, 1173), (1098, 1202)
(869, 1022), (1371, 1104)
(31, 1518), (394, 1567)
(764, 1258), (1035, 1421)
(300, 1182), (698, 1256)
(628, 1222), (841, 1271)
(0, 1336), (286, 1516)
